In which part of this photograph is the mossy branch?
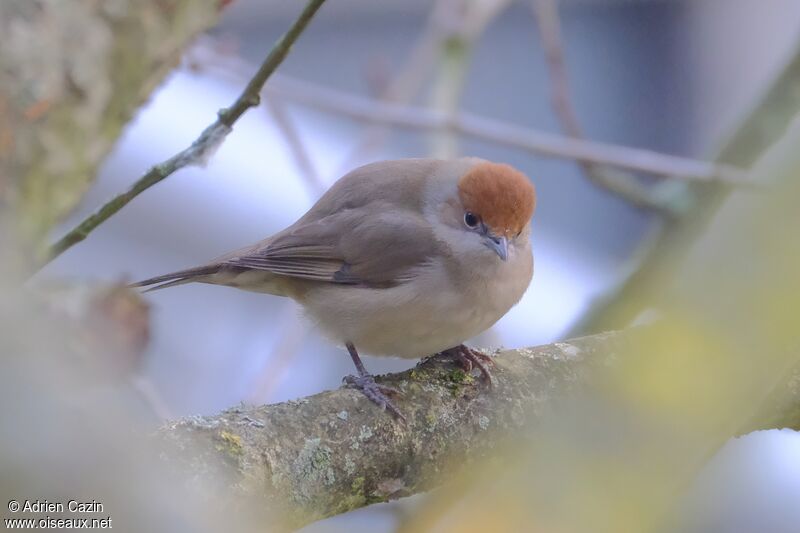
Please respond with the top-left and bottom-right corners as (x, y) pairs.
(155, 329), (800, 531)
(43, 0), (328, 266)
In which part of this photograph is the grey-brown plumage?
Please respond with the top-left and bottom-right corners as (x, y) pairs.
(133, 157), (537, 420)
(133, 159), (442, 292)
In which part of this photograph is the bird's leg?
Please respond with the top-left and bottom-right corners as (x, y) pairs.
(343, 342), (405, 421)
(438, 344), (495, 387)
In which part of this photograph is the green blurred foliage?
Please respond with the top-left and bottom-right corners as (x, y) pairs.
(399, 114), (800, 533)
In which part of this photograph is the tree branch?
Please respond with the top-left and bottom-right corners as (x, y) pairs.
(531, 0), (673, 213)
(189, 41), (751, 189)
(264, 76), (751, 186)
(42, 0), (328, 267)
(568, 32), (800, 336)
(265, 95), (326, 197)
(0, 0), (222, 257)
(337, 0), (456, 172)
(156, 329), (800, 531)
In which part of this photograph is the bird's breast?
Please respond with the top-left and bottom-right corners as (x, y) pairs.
(298, 251), (532, 359)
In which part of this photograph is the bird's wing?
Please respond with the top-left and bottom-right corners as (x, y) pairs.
(223, 203), (439, 287)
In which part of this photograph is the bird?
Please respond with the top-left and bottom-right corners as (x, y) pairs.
(132, 157), (536, 420)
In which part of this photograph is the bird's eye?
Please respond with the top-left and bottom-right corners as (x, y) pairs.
(463, 212), (480, 229)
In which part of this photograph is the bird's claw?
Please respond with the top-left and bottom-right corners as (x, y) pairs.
(440, 345), (495, 387)
(344, 374), (406, 421)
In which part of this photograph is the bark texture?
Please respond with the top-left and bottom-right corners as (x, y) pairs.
(157, 329), (800, 530)
(0, 0), (219, 254)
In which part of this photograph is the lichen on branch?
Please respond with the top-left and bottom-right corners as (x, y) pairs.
(154, 332), (622, 529)
(154, 327), (800, 531)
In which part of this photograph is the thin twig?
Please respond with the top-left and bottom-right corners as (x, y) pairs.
(336, 0), (451, 174)
(264, 76), (751, 186)
(343, 0), (513, 167)
(130, 375), (173, 421)
(533, 0), (583, 137)
(532, 0), (675, 213)
(430, 0), (472, 159)
(244, 308), (309, 404)
(43, 0), (327, 266)
(265, 95), (326, 197)
(191, 37), (752, 188)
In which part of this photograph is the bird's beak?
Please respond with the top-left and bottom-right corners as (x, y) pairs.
(485, 234), (508, 261)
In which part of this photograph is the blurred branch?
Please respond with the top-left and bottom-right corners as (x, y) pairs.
(336, 0), (448, 172)
(429, 7), (470, 159)
(0, 0), (222, 259)
(429, 0), (512, 158)
(189, 37), (752, 186)
(244, 304), (309, 404)
(42, 0), (328, 267)
(261, 76), (750, 185)
(265, 96), (326, 197)
(337, 0), (511, 171)
(157, 328), (800, 531)
(532, 0), (582, 140)
(569, 33), (800, 336)
(131, 376), (174, 421)
(532, 0), (673, 213)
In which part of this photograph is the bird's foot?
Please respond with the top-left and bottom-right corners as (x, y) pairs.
(439, 344), (495, 387)
(344, 374), (406, 422)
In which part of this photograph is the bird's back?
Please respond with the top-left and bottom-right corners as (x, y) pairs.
(132, 158), (477, 295)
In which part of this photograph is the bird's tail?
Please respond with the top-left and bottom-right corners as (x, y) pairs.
(129, 265), (221, 293)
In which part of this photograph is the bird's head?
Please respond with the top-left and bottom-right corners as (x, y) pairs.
(429, 160), (536, 263)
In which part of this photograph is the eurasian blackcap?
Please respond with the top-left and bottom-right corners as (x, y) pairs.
(133, 157), (536, 419)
